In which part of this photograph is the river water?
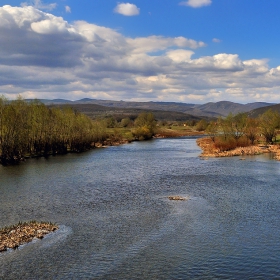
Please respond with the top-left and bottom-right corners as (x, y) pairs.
(0, 137), (280, 279)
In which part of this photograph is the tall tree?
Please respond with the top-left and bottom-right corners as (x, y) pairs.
(133, 112), (156, 140)
(259, 109), (280, 144)
(244, 118), (259, 144)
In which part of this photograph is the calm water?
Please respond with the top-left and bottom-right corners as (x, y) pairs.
(0, 137), (280, 279)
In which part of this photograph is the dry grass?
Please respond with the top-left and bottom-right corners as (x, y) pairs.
(197, 137), (280, 160)
(196, 137), (219, 157)
(269, 144), (280, 160)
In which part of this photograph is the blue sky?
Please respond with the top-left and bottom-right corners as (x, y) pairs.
(1, 0), (280, 103)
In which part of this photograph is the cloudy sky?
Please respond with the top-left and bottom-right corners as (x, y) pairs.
(1, 0), (280, 103)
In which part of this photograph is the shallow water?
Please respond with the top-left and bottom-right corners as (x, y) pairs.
(0, 137), (280, 279)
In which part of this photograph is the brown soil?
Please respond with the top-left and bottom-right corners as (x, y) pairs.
(196, 137), (280, 160)
(0, 221), (58, 252)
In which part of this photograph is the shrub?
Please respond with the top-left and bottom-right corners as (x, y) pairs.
(236, 136), (250, 147)
(133, 112), (156, 140)
(132, 126), (153, 140)
(196, 119), (208, 131)
(214, 135), (251, 152)
(214, 137), (237, 151)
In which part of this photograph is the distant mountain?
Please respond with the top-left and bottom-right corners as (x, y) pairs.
(74, 99), (196, 112)
(53, 103), (200, 122)
(27, 98), (275, 120)
(25, 98), (73, 104)
(248, 103), (280, 118)
(244, 102), (275, 111)
(187, 101), (274, 118)
(76, 99), (275, 117)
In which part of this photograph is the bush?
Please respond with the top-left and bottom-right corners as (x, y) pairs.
(132, 126), (153, 140)
(214, 137), (237, 151)
(196, 119), (208, 131)
(214, 135), (251, 152)
(132, 112), (156, 140)
(120, 118), (132, 128)
(236, 136), (250, 147)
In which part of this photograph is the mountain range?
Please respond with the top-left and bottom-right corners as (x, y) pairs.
(28, 98), (276, 121)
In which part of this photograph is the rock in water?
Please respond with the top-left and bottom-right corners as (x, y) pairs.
(168, 196), (187, 201)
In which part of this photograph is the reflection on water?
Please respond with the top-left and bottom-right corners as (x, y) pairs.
(0, 137), (280, 279)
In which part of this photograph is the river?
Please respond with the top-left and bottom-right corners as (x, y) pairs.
(0, 137), (280, 279)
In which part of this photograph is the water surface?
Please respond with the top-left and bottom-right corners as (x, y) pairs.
(0, 137), (280, 279)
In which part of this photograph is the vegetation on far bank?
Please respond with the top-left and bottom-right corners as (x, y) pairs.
(198, 110), (280, 160)
(1, 97), (199, 165)
(2, 96), (280, 164)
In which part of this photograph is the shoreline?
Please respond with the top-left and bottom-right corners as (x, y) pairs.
(0, 221), (58, 252)
(196, 137), (280, 160)
(96, 130), (204, 146)
(4, 133), (280, 166)
(0, 127), (203, 165)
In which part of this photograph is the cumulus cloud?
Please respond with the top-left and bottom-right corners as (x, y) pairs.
(1, 5), (280, 103)
(190, 54), (244, 70)
(166, 49), (194, 63)
(179, 0), (212, 8)
(128, 36), (206, 54)
(21, 0), (57, 11)
(114, 3), (140, 16)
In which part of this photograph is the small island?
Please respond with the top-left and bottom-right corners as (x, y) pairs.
(0, 221), (58, 252)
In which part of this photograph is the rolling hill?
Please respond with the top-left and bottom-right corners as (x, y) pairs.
(248, 103), (280, 118)
(29, 98), (275, 120)
(51, 103), (201, 122)
(186, 101), (274, 118)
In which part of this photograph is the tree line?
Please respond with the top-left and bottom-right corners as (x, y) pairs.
(0, 97), (108, 165)
(0, 97), (157, 165)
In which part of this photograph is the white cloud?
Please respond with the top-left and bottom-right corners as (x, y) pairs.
(212, 38), (221, 43)
(1, 5), (280, 103)
(65, 6), (71, 13)
(128, 36), (206, 54)
(191, 54), (244, 70)
(114, 3), (140, 16)
(21, 0), (57, 11)
(166, 49), (194, 63)
(179, 0), (212, 8)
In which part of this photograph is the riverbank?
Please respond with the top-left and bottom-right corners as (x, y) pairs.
(154, 127), (204, 138)
(196, 137), (280, 160)
(0, 221), (58, 252)
(95, 126), (203, 147)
